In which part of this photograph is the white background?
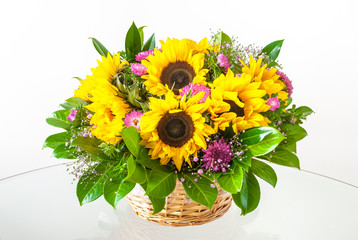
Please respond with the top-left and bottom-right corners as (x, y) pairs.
(1, 0), (357, 186)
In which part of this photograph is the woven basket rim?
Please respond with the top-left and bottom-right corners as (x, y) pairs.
(126, 181), (232, 227)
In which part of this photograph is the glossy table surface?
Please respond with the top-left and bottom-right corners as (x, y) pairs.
(0, 164), (357, 240)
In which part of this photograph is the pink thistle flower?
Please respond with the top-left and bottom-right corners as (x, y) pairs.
(135, 50), (155, 62)
(180, 83), (211, 103)
(267, 97), (280, 111)
(217, 54), (230, 70)
(276, 70), (293, 97)
(67, 109), (77, 121)
(131, 63), (147, 76)
(202, 138), (233, 172)
(124, 110), (144, 130)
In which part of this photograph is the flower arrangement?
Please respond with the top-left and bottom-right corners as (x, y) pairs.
(44, 22), (312, 218)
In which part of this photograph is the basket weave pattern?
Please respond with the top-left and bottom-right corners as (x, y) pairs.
(126, 182), (232, 227)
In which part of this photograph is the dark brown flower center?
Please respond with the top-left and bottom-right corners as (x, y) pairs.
(157, 112), (194, 147)
(225, 100), (245, 117)
(160, 61), (195, 94)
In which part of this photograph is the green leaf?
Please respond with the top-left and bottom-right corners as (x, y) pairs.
(125, 22), (142, 61)
(210, 31), (232, 45)
(146, 165), (176, 198)
(104, 175), (135, 208)
(73, 77), (83, 81)
(121, 126), (141, 158)
(233, 151), (252, 172)
(60, 102), (74, 110)
(89, 37), (110, 57)
(138, 26), (146, 48)
(60, 97), (87, 110)
(142, 33), (156, 51)
(77, 164), (109, 205)
(295, 106), (314, 118)
(251, 159), (277, 187)
(52, 144), (75, 159)
(262, 39), (284, 61)
(148, 196), (166, 215)
(232, 171), (261, 215)
(280, 124), (307, 142)
(43, 132), (71, 149)
(52, 109), (71, 120)
(240, 127), (285, 157)
(124, 155), (147, 184)
(71, 137), (102, 155)
(136, 147), (160, 169)
(46, 118), (70, 130)
(216, 166), (243, 194)
(63, 97), (88, 108)
(280, 139), (297, 153)
(267, 61), (279, 68)
(285, 97), (293, 107)
(203, 171), (215, 181)
(46, 109), (71, 130)
(265, 148), (300, 169)
(181, 173), (218, 210)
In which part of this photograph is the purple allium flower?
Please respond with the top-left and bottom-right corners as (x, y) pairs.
(67, 109), (77, 121)
(124, 110), (144, 130)
(210, 184), (215, 188)
(194, 178), (198, 182)
(276, 70), (293, 97)
(180, 83), (211, 103)
(267, 97), (280, 111)
(131, 63), (147, 76)
(197, 169), (203, 174)
(180, 177), (185, 183)
(135, 49), (155, 62)
(202, 138), (233, 172)
(217, 54), (230, 70)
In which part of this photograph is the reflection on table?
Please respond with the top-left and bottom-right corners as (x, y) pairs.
(0, 164), (357, 240)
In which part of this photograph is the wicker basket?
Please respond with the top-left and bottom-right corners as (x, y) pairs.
(126, 182), (232, 227)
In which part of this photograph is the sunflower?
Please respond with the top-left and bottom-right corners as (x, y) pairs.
(139, 91), (215, 171)
(209, 69), (270, 133)
(86, 81), (130, 144)
(74, 53), (127, 101)
(183, 37), (210, 54)
(74, 53), (131, 144)
(141, 38), (208, 96)
(240, 56), (288, 101)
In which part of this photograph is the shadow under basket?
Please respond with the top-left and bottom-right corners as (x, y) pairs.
(126, 182), (233, 227)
